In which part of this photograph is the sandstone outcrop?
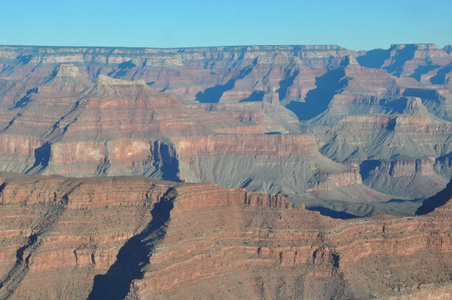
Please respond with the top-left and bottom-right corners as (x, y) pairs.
(0, 63), (377, 204)
(1, 43), (452, 299)
(0, 44), (452, 207)
(357, 44), (452, 81)
(0, 172), (449, 299)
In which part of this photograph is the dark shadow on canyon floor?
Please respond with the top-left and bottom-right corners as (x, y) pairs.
(306, 206), (358, 219)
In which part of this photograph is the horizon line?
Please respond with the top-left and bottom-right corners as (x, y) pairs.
(0, 43), (448, 52)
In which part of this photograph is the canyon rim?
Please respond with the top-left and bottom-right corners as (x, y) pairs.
(0, 43), (450, 299)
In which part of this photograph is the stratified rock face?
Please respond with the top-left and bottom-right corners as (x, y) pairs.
(360, 158), (446, 198)
(357, 44), (452, 80)
(0, 172), (449, 299)
(0, 172), (174, 299)
(0, 62), (372, 203)
(0, 44), (452, 206)
(53, 63), (82, 77)
(0, 45), (452, 300)
(171, 134), (363, 197)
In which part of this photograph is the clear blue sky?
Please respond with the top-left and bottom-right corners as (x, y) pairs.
(1, 0), (451, 51)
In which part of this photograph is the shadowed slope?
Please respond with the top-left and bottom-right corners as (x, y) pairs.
(416, 177), (452, 215)
(88, 188), (175, 300)
(286, 68), (348, 121)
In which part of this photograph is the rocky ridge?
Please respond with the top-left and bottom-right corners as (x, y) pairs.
(0, 62), (372, 204)
(0, 44), (452, 213)
(0, 172), (449, 299)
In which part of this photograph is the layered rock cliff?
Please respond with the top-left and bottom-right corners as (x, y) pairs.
(0, 62), (373, 204)
(0, 172), (449, 299)
(1, 43), (452, 300)
(0, 44), (452, 208)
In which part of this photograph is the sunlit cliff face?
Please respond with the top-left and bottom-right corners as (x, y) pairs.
(0, 172), (450, 299)
(0, 44), (451, 209)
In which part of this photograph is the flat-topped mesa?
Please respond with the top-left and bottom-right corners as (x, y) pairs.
(400, 43), (451, 60)
(95, 74), (146, 86)
(390, 43), (439, 50)
(388, 43), (445, 59)
(52, 63), (82, 77)
(40, 63), (92, 94)
(340, 55), (360, 68)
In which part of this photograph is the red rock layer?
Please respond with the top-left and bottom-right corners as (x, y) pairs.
(135, 186), (452, 299)
(0, 172), (176, 299)
(1, 46), (452, 202)
(0, 172), (449, 299)
(383, 44), (452, 78)
(0, 64), (374, 202)
(173, 134), (318, 160)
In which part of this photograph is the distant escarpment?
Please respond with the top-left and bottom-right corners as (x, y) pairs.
(0, 172), (449, 299)
(0, 44), (452, 210)
(0, 62), (370, 204)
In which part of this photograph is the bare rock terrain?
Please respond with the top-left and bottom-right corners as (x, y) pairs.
(0, 172), (449, 299)
(0, 44), (451, 298)
(1, 44), (452, 213)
